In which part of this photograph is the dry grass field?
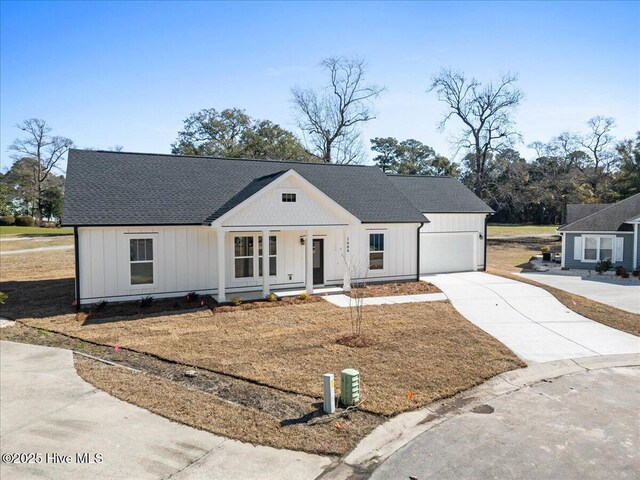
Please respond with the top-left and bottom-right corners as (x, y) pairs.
(0, 235), (74, 252)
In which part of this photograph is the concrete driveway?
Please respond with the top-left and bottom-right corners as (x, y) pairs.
(421, 272), (640, 364)
(0, 341), (330, 480)
(518, 272), (640, 314)
(370, 366), (640, 480)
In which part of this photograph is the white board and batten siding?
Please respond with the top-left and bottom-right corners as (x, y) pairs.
(419, 213), (486, 274)
(78, 226), (219, 305)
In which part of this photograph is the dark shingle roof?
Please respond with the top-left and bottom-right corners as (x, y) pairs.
(62, 149), (427, 226)
(564, 203), (610, 225)
(558, 194), (640, 232)
(388, 175), (494, 214)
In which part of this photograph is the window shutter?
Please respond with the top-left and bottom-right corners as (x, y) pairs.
(573, 236), (582, 260)
(615, 237), (624, 262)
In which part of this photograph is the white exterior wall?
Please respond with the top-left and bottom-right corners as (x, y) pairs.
(78, 226), (219, 305)
(420, 213), (487, 269)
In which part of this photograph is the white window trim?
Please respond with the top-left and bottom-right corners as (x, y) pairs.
(233, 233), (278, 279)
(127, 234), (158, 288)
(368, 232), (386, 272)
(581, 234), (616, 263)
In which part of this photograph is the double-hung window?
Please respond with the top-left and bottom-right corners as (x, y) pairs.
(234, 234), (277, 278)
(259, 235), (277, 276)
(129, 238), (154, 285)
(582, 235), (614, 262)
(369, 233), (384, 270)
(234, 236), (254, 278)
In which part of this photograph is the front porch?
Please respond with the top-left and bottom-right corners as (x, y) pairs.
(214, 226), (352, 303)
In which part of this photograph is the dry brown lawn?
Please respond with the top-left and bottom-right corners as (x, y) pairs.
(486, 238), (559, 273)
(0, 235), (74, 252)
(23, 301), (523, 416)
(0, 248), (75, 281)
(348, 281), (440, 298)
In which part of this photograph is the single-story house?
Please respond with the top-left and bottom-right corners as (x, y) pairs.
(63, 149), (493, 306)
(558, 193), (640, 270)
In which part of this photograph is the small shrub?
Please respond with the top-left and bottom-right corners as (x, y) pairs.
(37, 220), (57, 228)
(615, 266), (627, 277)
(595, 259), (612, 274)
(0, 215), (15, 226)
(14, 215), (35, 227)
(298, 292), (309, 301)
(540, 245), (551, 253)
(0, 292), (7, 304)
(230, 296), (242, 306)
(139, 296), (153, 308)
(186, 291), (200, 302)
(633, 269), (640, 278)
(91, 300), (108, 311)
(265, 293), (277, 302)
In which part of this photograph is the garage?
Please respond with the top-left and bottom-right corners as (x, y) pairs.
(420, 232), (477, 274)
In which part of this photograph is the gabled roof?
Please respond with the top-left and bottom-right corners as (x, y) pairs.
(564, 203), (610, 225)
(388, 175), (494, 214)
(62, 150), (427, 226)
(558, 193), (640, 232)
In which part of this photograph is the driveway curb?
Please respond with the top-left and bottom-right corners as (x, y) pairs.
(318, 353), (640, 479)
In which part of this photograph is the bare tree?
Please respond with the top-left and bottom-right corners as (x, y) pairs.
(580, 116), (618, 194)
(8, 119), (73, 220)
(429, 69), (523, 196)
(292, 57), (384, 164)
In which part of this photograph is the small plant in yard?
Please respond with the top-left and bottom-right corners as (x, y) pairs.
(91, 300), (108, 311)
(633, 269), (640, 278)
(139, 296), (154, 308)
(540, 246), (550, 253)
(615, 266), (627, 277)
(0, 292), (7, 305)
(265, 293), (277, 302)
(595, 259), (612, 274)
(298, 292), (309, 301)
(231, 296), (242, 306)
(186, 292), (200, 301)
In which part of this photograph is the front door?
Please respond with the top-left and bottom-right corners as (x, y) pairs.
(312, 239), (324, 285)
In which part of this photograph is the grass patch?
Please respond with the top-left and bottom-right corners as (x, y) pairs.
(487, 224), (558, 237)
(0, 226), (73, 236)
(487, 238), (560, 273)
(347, 281), (440, 298)
(0, 235), (74, 252)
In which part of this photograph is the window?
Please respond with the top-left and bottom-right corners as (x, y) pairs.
(369, 233), (384, 270)
(234, 234), (278, 278)
(234, 236), (254, 278)
(582, 235), (614, 262)
(282, 193), (297, 203)
(129, 238), (154, 285)
(259, 236), (277, 276)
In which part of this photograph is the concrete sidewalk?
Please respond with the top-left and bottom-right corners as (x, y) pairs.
(519, 271), (640, 314)
(323, 292), (447, 308)
(421, 272), (640, 364)
(0, 341), (330, 480)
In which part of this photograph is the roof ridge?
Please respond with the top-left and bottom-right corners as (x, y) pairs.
(73, 148), (378, 169)
(386, 173), (453, 178)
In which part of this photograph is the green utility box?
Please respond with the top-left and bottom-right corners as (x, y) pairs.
(340, 368), (360, 406)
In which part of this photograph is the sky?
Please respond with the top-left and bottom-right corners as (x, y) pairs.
(1, 0), (639, 172)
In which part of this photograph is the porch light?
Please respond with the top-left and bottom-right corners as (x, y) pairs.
(300, 237), (305, 245)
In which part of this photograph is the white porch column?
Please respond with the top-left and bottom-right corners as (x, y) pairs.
(305, 228), (314, 294)
(342, 228), (351, 292)
(262, 229), (270, 297)
(561, 233), (566, 268)
(217, 229), (226, 302)
(633, 224), (638, 269)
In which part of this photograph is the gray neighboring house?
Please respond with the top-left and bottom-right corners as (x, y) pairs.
(558, 193), (640, 270)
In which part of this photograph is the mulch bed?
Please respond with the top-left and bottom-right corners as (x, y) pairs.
(347, 281), (440, 298)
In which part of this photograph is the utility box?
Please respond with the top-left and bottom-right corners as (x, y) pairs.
(323, 373), (335, 414)
(340, 368), (360, 406)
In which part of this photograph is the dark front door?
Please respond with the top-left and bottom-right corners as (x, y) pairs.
(312, 239), (324, 285)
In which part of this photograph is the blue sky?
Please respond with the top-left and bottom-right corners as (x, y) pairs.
(1, 1), (638, 171)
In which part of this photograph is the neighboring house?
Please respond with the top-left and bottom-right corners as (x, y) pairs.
(63, 150), (493, 306)
(558, 193), (640, 270)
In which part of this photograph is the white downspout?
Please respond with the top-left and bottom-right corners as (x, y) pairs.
(561, 233), (566, 268)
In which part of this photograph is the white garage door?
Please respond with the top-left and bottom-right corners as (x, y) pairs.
(420, 232), (477, 274)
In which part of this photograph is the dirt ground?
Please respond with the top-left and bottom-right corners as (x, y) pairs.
(486, 237), (560, 273)
(347, 281), (440, 298)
